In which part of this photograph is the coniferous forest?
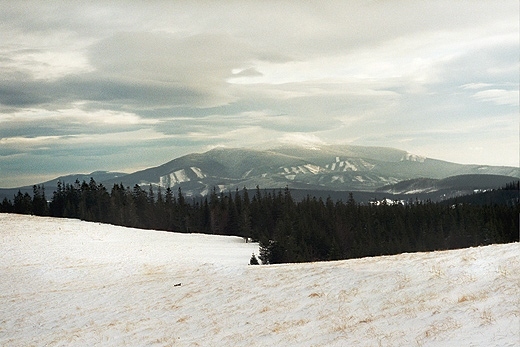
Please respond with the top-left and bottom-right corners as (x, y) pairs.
(1, 178), (518, 264)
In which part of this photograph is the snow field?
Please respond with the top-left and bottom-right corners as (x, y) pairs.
(1, 213), (519, 346)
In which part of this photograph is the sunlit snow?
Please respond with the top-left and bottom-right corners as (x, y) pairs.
(190, 167), (206, 179)
(1, 214), (518, 346)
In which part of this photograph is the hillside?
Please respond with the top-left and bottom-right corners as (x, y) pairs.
(1, 214), (518, 346)
(375, 174), (519, 201)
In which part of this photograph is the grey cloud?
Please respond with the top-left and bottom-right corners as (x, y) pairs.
(149, 85), (379, 142)
(0, 31), (275, 111)
(0, 74), (207, 110)
(60, 76), (208, 108)
(0, 124), (64, 139)
(0, 117), (148, 140)
(436, 42), (519, 88)
(0, 79), (52, 106)
(87, 32), (263, 107)
(0, 1), (136, 36)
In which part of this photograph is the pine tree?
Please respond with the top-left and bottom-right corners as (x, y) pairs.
(249, 253), (259, 265)
(0, 197), (13, 213)
(31, 185), (48, 216)
(13, 191), (32, 214)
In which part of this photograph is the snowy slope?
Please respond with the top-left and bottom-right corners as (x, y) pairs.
(1, 214), (519, 346)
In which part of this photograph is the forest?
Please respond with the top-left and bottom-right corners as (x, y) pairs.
(1, 178), (518, 264)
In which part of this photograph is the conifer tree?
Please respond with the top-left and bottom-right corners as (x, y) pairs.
(249, 253), (259, 265)
(32, 184), (48, 216)
(13, 191), (32, 215)
(1, 197), (13, 213)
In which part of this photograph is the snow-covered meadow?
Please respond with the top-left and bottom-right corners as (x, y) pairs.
(1, 213), (518, 346)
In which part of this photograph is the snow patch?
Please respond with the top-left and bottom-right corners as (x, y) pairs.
(406, 188), (438, 194)
(360, 159), (376, 170)
(282, 165), (320, 175)
(342, 160), (358, 171)
(174, 169), (190, 183)
(331, 175), (345, 183)
(369, 198), (404, 206)
(303, 164), (321, 175)
(159, 169), (191, 187)
(243, 169), (253, 178)
(190, 167), (205, 179)
(354, 175), (365, 182)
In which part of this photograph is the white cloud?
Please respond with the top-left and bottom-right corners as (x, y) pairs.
(279, 133), (327, 148)
(0, 128), (171, 150)
(0, 107), (158, 126)
(6, 49), (94, 81)
(472, 89), (519, 106)
(460, 83), (494, 90)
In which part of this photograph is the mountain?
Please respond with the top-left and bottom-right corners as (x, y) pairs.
(102, 145), (519, 199)
(375, 174), (519, 201)
(2, 145), (518, 202)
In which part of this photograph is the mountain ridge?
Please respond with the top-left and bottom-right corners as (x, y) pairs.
(1, 145), (518, 202)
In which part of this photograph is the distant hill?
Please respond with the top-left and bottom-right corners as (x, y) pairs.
(375, 174), (519, 201)
(0, 171), (127, 202)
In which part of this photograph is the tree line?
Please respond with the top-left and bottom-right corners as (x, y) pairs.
(1, 179), (518, 264)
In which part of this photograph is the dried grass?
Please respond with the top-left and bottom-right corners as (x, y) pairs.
(479, 310), (495, 326)
(177, 315), (190, 323)
(308, 292), (324, 298)
(416, 317), (461, 344)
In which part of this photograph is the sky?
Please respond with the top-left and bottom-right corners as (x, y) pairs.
(0, 1), (518, 188)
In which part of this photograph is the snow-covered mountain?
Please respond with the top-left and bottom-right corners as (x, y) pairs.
(1, 214), (518, 346)
(2, 145), (518, 201)
(101, 145), (519, 197)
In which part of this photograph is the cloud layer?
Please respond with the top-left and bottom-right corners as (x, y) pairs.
(0, 1), (518, 187)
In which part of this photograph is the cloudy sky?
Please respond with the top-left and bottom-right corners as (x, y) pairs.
(0, 1), (518, 187)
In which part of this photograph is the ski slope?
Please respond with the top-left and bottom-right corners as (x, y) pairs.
(1, 214), (518, 346)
